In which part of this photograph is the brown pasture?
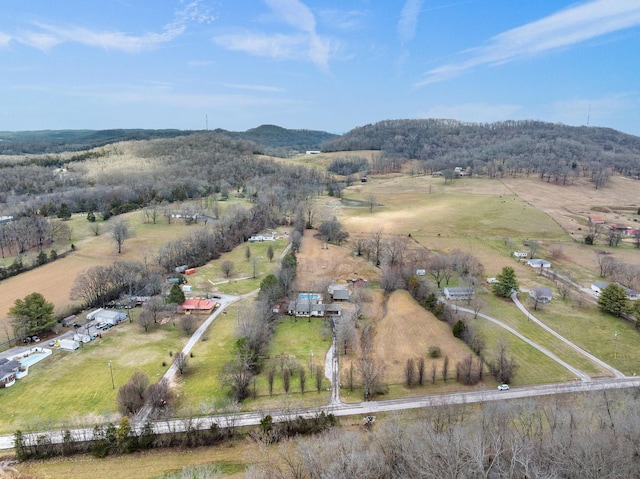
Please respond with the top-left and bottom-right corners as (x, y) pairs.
(0, 211), (194, 332)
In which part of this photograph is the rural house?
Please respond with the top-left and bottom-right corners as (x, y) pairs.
(527, 259), (551, 269)
(529, 287), (553, 303)
(93, 309), (127, 325)
(287, 292), (342, 318)
(328, 283), (351, 301)
(443, 287), (475, 301)
(178, 298), (218, 314)
(513, 251), (529, 259)
(0, 358), (20, 388)
(591, 282), (609, 296)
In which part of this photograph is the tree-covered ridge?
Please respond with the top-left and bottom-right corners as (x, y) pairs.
(0, 131), (327, 219)
(321, 119), (640, 178)
(0, 129), (194, 155)
(214, 124), (337, 156)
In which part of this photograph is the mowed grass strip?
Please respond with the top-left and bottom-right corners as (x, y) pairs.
(475, 294), (609, 377)
(531, 297), (640, 375)
(0, 315), (189, 434)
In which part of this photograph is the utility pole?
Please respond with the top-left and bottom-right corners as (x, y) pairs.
(108, 360), (115, 390)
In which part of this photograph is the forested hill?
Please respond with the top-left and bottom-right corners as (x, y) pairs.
(0, 129), (193, 155)
(0, 125), (336, 156)
(214, 124), (337, 156)
(321, 119), (640, 178)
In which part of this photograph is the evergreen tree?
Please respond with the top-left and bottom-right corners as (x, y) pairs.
(57, 203), (72, 220)
(9, 292), (56, 337)
(598, 283), (629, 317)
(492, 266), (519, 298)
(167, 283), (186, 304)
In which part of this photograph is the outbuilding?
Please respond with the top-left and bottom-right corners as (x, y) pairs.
(59, 339), (80, 351)
(93, 309), (127, 325)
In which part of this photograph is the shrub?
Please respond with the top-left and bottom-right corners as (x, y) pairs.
(428, 346), (441, 358)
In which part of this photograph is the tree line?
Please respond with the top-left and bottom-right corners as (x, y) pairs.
(321, 119), (640, 186)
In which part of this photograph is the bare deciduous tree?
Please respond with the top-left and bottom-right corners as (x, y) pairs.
(221, 260), (234, 278)
(110, 218), (134, 254)
(174, 351), (188, 375)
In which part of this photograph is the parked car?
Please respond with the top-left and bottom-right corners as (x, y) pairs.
(48, 340), (56, 347)
(497, 384), (510, 391)
(31, 336), (40, 343)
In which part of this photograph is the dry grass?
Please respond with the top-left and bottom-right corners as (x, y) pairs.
(365, 290), (474, 384)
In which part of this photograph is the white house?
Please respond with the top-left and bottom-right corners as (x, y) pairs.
(527, 259), (551, 269)
(443, 287), (475, 301)
(93, 309), (127, 325)
(513, 251), (529, 259)
(591, 282), (609, 296)
(529, 287), (553, 303)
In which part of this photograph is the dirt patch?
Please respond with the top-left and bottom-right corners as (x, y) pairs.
(294, 229), (381, 291)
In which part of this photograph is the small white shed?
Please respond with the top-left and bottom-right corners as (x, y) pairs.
(59, 339), (80, 351)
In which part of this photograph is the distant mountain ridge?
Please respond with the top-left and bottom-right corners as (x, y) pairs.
(213, 124), (337, 154)
(321, 119), (640, 179)
(0, 124), (336, 156)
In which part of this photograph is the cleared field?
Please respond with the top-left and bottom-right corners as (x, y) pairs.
(0, 211), (198, 328)
(365, 290), (473, 385)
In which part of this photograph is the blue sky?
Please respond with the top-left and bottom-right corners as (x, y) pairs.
(1, 0), (640, 135)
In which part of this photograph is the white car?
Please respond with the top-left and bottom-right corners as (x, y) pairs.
(31, 336), (41, 343)
(497, 384), (510, 391)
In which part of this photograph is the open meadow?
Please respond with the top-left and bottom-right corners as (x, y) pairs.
(2, 154), (640, 478)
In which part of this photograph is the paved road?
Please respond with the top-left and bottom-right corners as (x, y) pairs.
(4, 375), (640, 450)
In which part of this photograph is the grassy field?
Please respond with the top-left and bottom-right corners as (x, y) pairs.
(177, 300), (332, 415)
(3, 155), (640, 477)
(0, 313), (191, 434)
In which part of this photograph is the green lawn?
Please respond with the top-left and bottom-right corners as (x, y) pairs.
(176, 305), (332, 415)
(0, 313), (189, 434)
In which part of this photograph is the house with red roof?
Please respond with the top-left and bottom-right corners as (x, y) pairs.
(178, 298), (218, 314)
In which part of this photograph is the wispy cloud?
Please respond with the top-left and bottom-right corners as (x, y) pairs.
(318, 9), (367, 31)
(14, 30), (62, 51)
(13, 0), (214, 53)
(398, 0), (424, 44)
(222, 83), (285, 93)
(416, 0), (640, 86)
(213, 0), (336, 72)
(0, 32), (11, 47)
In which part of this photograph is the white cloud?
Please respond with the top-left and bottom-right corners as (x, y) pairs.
(222, 83), (285, 93)
(213, 0), (336, 72)
(31, 23), (184, 53)
(14, 0), (214, 53)
(416, 0), (640, 85)
(421, 102), (522, 123)
(318, 9), (367, 31)
(0, 32), (11, 47)
(15, 30), (62, 51)
(398, 0), (424, 44)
